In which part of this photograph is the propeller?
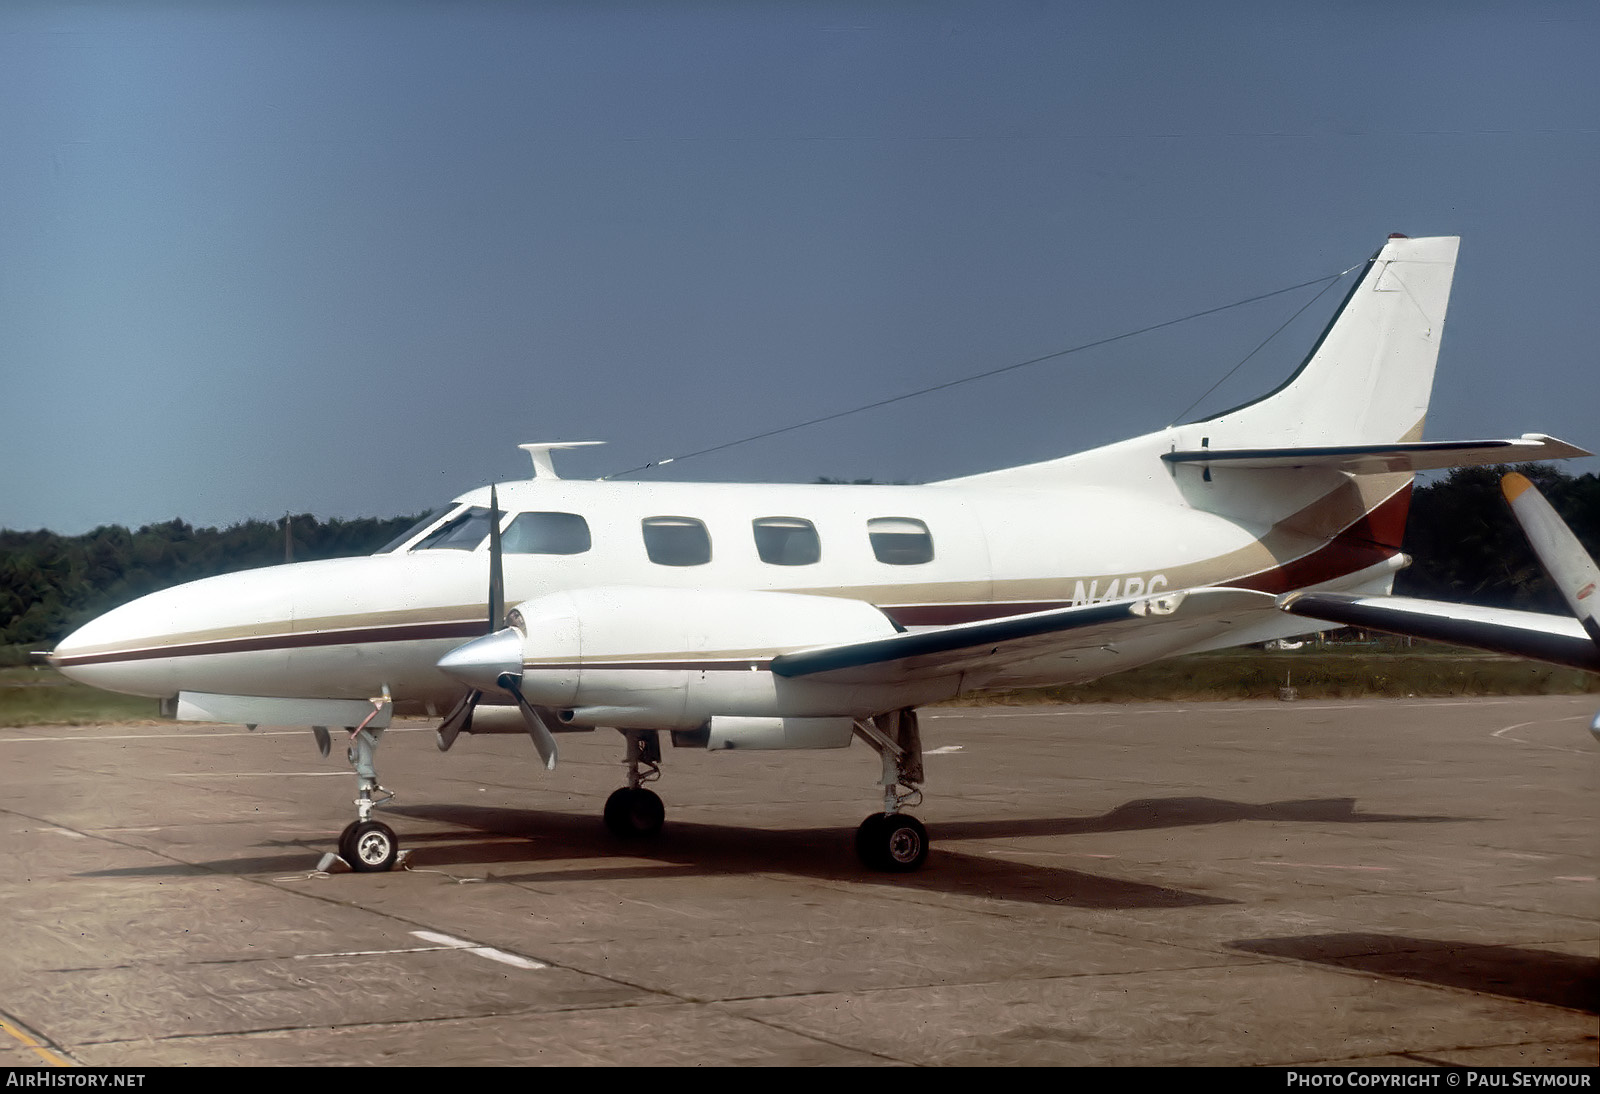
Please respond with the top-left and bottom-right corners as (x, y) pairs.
(1503, 472), (1600, 743)
(1503, 472), (1600, 647)
(434, 484), (560, 769)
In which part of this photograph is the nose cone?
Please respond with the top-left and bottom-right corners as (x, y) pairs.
(50, 569), (296, 698)
(437, 627), (526, 692)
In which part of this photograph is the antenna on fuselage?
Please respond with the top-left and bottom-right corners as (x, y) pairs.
(517, 441), (606, 480)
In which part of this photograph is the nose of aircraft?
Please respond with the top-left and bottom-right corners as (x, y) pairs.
(436, 627), (526, 692)
(49, 568), (297, 697)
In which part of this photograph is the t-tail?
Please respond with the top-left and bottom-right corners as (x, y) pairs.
(948, 233), (1588, 596)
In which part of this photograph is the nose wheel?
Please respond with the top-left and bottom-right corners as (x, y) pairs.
(339, 819), (399, 872)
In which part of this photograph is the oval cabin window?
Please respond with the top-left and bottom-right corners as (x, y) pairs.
(642, 516), (712, 566)
(753, 517), (821, 566)
(867, 517), (934, 565)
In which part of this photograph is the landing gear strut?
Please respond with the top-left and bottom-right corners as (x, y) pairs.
(326, 698), (400, 872)
(604, 729), (665, 838)
(853, 708), (928, 872)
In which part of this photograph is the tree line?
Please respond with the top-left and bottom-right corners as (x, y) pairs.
(1401, 464), (1599, 613)
(0, 513), (425, 664)
(2, 466), (1597, 665)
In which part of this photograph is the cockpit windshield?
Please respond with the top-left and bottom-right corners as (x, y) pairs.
(373, 509), (445, 554)
(412, 506), (495, 552)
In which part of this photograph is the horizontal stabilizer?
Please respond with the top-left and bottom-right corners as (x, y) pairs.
(1280, 592), (1600, 673)
(1162, 434), (1590, 474)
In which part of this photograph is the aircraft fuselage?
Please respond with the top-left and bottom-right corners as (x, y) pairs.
(51, 473), (1405, 710)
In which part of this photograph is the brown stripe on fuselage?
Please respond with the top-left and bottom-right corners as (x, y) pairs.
(51, 619), (488, 668)
(885, 481), (1412, 626)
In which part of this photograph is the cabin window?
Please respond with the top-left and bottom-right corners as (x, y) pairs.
(753, 517), (820, 566)
(413, 507), (494, 552)
(868, 517), (934, 565)
(503, 511), (591, 555)
(642, 516), (712, 566)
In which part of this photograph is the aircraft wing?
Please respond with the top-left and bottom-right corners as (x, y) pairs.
(771, 587), (1280, 684)
(1280, 591), (1600, 673)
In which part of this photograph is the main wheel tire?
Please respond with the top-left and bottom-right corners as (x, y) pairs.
(337, 820), (361, 865)
(856, 812), (928, 872)
(604, 787), (665, 838)
(855, 813), (889, 869)
(346, 820), (399, 872)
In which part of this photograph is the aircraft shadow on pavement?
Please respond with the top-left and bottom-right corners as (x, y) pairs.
(76, 794), (1463, 910)
(933, 796), (1467, 841)
(1231, 933), (1600, 1014)
(390, 802), (1230, 909)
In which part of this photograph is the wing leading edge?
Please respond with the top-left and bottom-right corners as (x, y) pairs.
(772, 587), (1281, 685)
(1279, 592), (1600, 673)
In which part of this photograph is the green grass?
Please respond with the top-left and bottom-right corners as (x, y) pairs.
(962, 648), (1600, 705)
(0, 666), (162, 726)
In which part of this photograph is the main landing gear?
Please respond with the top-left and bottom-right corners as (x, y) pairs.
(604, 730), (665, 838)
(852, 708), (928, 872)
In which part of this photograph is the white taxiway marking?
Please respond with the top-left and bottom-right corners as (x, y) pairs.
(1492, 716), (1596, 754)
(410, 930), (546, 970)
(294, 931), (546, 970)
(165, 771), (347, 777)
(1253, 862), (1395, 872)
(0, 725), (434, 744)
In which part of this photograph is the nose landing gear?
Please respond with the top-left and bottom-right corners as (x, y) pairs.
(322, 697), (403, 873)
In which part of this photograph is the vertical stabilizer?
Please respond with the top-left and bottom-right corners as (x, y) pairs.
(1195, 234), (1459, 448)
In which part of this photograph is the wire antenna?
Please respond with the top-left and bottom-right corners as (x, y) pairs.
(606, 268), (1352, 479)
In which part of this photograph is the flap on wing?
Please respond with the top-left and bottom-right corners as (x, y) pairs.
(1161, 434), (1591, 475)
(1280, 591), (1600, 672)
(770, 588), (1278, 682)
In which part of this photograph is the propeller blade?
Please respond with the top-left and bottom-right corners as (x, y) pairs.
(435, 688), (480, 752)
(499, 671), (559, 771)
(433, 485), (517, 754)
(1503, 472), (1600, 646)
(488, 483), (505, 632)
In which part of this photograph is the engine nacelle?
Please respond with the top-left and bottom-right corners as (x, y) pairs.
(499, 586), (949, 730)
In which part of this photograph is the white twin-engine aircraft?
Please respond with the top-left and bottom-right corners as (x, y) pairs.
(49, 234), (1594, 874)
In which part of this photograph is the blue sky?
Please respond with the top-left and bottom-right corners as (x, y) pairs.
(3, 1), (1596, 534)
